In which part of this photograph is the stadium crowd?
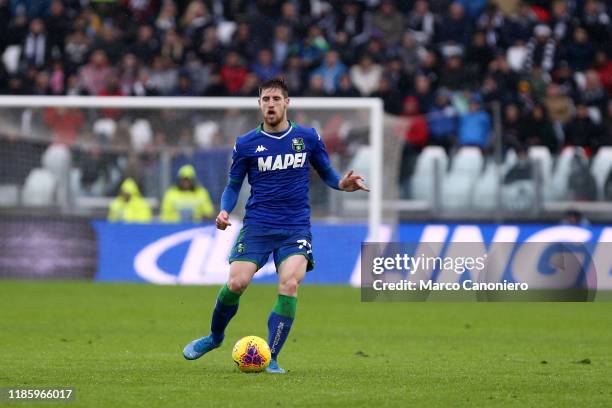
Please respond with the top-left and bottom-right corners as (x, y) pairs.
(0, 0), (610, 202)
(0, 0), (610, 139)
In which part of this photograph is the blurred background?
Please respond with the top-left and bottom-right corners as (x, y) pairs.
(0, 0), (610, 284)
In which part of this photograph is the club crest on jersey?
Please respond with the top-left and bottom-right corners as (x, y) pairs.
(291, 137), (305, 152)
(236, 243), (245, 254)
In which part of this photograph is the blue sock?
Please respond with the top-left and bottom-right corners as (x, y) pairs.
(210, 284), (241, 344)
(267, 312), (294, 360)
(267, 295), (297, 360)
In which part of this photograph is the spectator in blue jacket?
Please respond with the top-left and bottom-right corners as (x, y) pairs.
(427, 92), (458, 152)
(311, 50), (347, 94)
(458, 95), (491, 148)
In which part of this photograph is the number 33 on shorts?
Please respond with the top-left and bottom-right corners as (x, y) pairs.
(297, 239), (312, 254)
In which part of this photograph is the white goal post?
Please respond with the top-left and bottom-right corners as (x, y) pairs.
(0, 96), (385, 240)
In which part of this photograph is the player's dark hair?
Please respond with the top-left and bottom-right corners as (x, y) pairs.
(258, 78), (289, 98)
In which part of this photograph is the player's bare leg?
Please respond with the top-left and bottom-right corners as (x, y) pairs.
(183, 261), (257, 360)
(266, 255), (307, 373)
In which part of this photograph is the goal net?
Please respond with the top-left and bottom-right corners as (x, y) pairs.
(0, 96), (393, 247)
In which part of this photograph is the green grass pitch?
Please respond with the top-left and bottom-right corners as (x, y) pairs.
(1, 281), (611, 407)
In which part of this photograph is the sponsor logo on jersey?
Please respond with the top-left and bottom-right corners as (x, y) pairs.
(257, 153), (307, 171)
(255, 145), (267, 153)
(291, 137), (305, 152)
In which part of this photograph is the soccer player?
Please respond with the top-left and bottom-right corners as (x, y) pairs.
(183, 78), (369, 373)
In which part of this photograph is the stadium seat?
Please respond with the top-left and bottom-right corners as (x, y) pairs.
(591, 147), (612, 200)
(441, 174), (475, 210)
(346, 145), (370, 176)
(410, 146), (447, 202)
(348, 145), (370, 197)
(500, 148), (548, 202)
(0, 184), (20, 207)
(472, 161), (499, 210)
(449, 147), (483, 177)
(528, 146), (552, 183)
(42, 144), (71, 175)
(130, 119), (153, 152)
(70, 168), (83, 197)
(550, 147), (586, 200)
(22, 168), (57, 206)
(93, 118), (117, 141)
(343, 145), (371, 210)
(502, 148), (518, 174)
(501, 180), (536, 211)
(41, 144), (71, 206)
(528, 146), (553, 201)
(440, 148), (483, 210)
(195, 121), (220, 148)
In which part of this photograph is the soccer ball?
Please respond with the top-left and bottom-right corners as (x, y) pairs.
(232, 336), (271, 373)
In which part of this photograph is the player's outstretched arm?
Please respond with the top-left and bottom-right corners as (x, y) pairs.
(339, 170), (370, 192)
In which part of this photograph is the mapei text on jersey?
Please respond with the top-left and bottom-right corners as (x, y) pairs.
(257, 153), (308, 172)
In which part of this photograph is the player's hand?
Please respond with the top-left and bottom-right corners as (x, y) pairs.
(339, 170), (370, 192)
(215, 210), (232, 230)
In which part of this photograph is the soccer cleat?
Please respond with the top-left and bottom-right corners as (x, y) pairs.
(182, 335), (222, 360)
(265, 359), (286, 374)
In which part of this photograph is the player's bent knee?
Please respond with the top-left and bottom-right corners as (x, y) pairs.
(228, 276), (249, 293)
(279, 278), (299, 296)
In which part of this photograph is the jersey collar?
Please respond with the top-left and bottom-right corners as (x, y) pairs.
(258, 120), (295, 140)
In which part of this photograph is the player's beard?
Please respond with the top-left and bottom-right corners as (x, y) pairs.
(264, 106), (285, 128)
